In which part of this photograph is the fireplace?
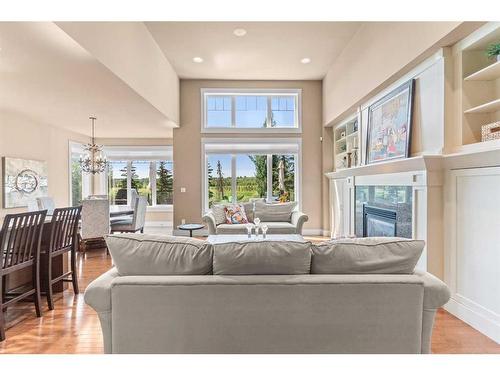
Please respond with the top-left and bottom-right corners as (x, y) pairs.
(363, 205), (397, 237)
(355, 185), (412, 238)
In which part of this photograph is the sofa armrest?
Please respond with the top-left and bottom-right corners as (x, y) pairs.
(84, 267), (119, 313)
(414, 270), (451, 310)
(202, 211), (217, 235)
(422, 272), (451, 310)
(291, 211), (308, 234)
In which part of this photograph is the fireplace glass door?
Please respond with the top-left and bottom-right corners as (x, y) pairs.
(355, 185), (412, 238)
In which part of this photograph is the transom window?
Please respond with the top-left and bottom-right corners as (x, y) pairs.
(202, 89), (301, 132)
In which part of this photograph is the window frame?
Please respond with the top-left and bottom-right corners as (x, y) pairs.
(201, 138), (302, 213)
(201, 88), (302, 134)
(68, 141), (92, 206)
(106, 160), (174, 210)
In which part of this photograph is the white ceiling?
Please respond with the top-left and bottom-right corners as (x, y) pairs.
(0, 22), (174, 138)
(146, 22), (361, 80)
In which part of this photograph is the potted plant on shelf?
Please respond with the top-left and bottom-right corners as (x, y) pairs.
(486, 42), (500, 62)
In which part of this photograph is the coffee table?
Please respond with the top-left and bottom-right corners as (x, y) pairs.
(207, 234), (305, 244)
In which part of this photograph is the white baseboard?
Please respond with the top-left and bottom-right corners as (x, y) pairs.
(445, 296), (500, 344)
(145, 221), (173, 227)
(302, 229), (327, 236)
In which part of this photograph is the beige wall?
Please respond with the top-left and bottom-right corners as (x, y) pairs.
(0, 110), (89, 220)
(57, 22), (180, 126)
(323, 22), (482, 126)
(175, 80), (324, 232)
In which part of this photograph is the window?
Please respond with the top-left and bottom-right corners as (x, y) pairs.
(103, 146), (173, 208)
(69, 142), (91, 206)
(203, 139), (300, 210)
(107, 160), (173, 207)
(156, 161), (174, 205)
(202, 89), (301, 132)
(108, 161), (128, 205)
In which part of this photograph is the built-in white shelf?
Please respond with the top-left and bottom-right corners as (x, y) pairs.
(464, 98), (500, 114)
(464, 60), (500, 81)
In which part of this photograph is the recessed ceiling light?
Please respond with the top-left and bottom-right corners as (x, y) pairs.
(192, 56), (204, 63)
(301, 57), (311, 64)
(233, 28), (247, 37)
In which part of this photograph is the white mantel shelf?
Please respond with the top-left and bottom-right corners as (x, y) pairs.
(325, 155), (443, 180)
(325, 148), (500, 180)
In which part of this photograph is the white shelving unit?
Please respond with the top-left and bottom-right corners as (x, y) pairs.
(455, 23), (500, 147)
(464, 60), (500, 81)
(464, 98), (500, 114)
(333, 113), (360, 171)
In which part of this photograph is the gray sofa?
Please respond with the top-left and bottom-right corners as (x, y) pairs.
(85, 235), (450, 354)
(202, 201), (308, 235)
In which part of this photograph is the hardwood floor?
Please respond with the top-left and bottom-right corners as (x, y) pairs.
(1, 247), (499, 354)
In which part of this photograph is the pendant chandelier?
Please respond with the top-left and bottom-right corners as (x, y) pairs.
(79, 116), (107, 174)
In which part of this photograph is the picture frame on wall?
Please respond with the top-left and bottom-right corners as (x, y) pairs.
(365, 79), (415, 164)
(2, 157), (48, 208)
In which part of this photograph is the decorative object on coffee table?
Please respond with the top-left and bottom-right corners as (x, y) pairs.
(366, 79), (415, 164)
(178, 223), (204, 237)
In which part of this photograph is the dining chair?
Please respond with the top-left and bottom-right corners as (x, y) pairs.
(27, 199), (39, 212)
(80, 199), (110, 253)
(43, 206), (82, 310)
(110, 196), (147, 233)
(0, 210), (47, 342)
(36, 197), (55, 215)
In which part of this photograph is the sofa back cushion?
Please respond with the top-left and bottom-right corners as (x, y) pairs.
(106, 234), (213, 275)
(311, 237), (424, 274)
(254, 201), (297, 222)
(211, 204), (227, 225)
(213, 240), (312, 275)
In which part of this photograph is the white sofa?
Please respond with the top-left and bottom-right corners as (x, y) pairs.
(202, 201), (308, 235)
(85, 235), (450, 354)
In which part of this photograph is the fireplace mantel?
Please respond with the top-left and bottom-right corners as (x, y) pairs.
(325, 155), (443, 180)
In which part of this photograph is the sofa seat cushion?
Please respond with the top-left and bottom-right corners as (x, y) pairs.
(216, 223), (251, 234)
(106, 234), (213, 276)
(263, 222), (296, 234)
(254, 201), (297, 222)
(213, 240), (312, 275)
(311, 237), (424, 274)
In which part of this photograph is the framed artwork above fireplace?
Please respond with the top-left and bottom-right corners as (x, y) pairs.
(366, 79), (415, 164)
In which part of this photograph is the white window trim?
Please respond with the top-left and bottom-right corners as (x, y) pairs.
(105, 158), (174, 211)
(201, 88), (302, 134)
(68, 141), (92, 204)
(201, 137), (302, 214)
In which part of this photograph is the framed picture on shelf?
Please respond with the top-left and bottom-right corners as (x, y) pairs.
(366, 79), (415, 164)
